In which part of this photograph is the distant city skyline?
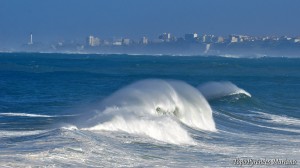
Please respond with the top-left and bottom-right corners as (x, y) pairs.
(1, 0), (300, 48)
(20, 32), (300, 57)
(21, 32), (300, 47)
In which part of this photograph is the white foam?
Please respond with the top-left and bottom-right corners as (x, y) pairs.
(85, 116), (195, 145)
(81, 79), (216, 144)
(222, 110), (300, 134)
(0, 130), (47, 138)
(0, 112), (52, 118)
(253, 111), (300, 126)
(61, 125), (78, 131)
(198, 81), (251, 100)
(219, 54), (241, 58)
(0, 112), (77, 118)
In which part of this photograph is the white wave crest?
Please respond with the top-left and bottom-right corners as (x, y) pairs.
(81, 79), (216, 145)
(198, 81), (251, 100)
(0, 112), (77, 118)
(0, 112), (53, 118)
(61, 125), (79, 131)
(0, 130), (47, 138)
(253, 111), (300, 126)
(85, 116), (195, 145)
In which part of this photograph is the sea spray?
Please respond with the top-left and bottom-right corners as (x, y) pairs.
(1, 54), (300, 167)
(198, 81), (251, 100)
(81, 79), (216, 144)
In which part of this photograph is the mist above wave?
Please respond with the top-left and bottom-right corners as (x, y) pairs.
(198, 81), (251, 100)
(79, 79), (216, 144)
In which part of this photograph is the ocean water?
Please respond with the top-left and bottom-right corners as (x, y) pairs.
(0, 53), (299, 167)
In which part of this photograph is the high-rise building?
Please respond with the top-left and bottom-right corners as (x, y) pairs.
(28, 33), (33, 45)
(112, 38), (122, 46)
(229, 35), (238, 43)
(159, 33), (171, 42)
(87, 35), (100, 47)
(141, 36), (148, 45)
(122, 38), (131, 45)
(294, 37), (300, 43)
(93, 37), (100, 46)
(202, 34), (215, 43)
(185, 33), (198, 42)
(217, 36), (224, 43)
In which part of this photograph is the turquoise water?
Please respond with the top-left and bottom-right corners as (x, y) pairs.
(0, 53), (299, 167)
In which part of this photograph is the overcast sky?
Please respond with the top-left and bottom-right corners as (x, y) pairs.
(0, 0), (299, 47)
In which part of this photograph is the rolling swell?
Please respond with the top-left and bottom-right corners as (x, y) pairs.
(1, 54), (300, 167)
(198, 81), (251, 100)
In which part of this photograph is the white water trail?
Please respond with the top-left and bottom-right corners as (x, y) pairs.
(252, 111), (300, 126)
(0, 130), (48, 138)
(0, 112), (53, 118)
(0, 112), (76, 118)
(198, 81), (251, 100)
(81, 79), (216, 145)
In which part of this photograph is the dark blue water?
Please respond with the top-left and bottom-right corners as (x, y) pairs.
(0, 53), (299, 167)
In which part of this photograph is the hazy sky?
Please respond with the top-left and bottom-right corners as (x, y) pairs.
(0, 0), (299, 47)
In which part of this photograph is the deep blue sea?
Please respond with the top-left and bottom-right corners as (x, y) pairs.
(0, 53), (299, 167)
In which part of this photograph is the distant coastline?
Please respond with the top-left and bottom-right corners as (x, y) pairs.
(1, 33), (300, 57)
(1, 51), (300, 59)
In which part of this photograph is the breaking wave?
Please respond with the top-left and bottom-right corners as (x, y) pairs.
(198, 81), (251, 100)
(80, 79), (216, 145)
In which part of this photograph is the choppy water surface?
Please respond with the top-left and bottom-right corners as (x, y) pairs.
(0, 53), (299, 167)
